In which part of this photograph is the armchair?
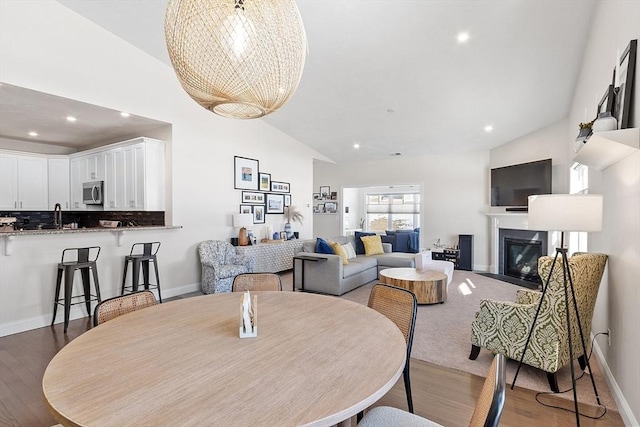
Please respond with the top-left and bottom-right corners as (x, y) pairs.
(469, 252), (607, 391)
(198, 240), (254, 294)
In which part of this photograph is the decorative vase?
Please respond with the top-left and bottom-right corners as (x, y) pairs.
(592, 112), (617, 133)
(273, 232), (280, 240)
(284, 222), (293, 239)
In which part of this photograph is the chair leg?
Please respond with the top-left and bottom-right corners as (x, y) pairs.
(121, 259), (129, 295)
(153, 258), (162, 303)
(578, 354), (587, 371)
(132, 259), (141, 292)
(357, 411), (363, 423)
(469, 344), (481, 360)
(52, 267), (63, 326)
(142, 260), (150, 290)
(63, 267), (74, 334)
(92, 264), (101, 303)
(404, 363), (414, 413)
(81, 267), (91, 316)
(547, 372), (560, 393)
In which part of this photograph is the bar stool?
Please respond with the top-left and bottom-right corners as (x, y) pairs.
(52, 246), (102, 333)
(121, 242), (162, 302)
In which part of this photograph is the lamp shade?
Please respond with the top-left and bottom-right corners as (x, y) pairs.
(165, 0), (307, 119)
(233, 213), (253, 228)
(528, 194), (603, 232)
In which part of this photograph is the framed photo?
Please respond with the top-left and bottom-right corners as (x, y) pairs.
(316, 203), (325, 213)
(313, 205), (320, 213)
(330, 191), (338, 200)
(266, 193), (284, 214)
(597, 84), (615, 114)
(234, 156), (259, 190)
(241, 191), (265, 204)
(259, 172), (271, 192)
(325, 201), (337, 213)
(239, 204), (253, 214)
(252, 205), (265, 224)
(313, 193), (320, 200)
(614, 39), (637, 129)
(284, 194), (291, 207)
(319, 186), (330, 200)
(271, 181), (290, 193)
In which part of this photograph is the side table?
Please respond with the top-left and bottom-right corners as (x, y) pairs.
(293, 255), (327, 291)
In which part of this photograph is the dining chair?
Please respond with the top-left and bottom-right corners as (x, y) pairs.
(232, 273), (283, 292)
(357, 353), (506, 427)
(367, 283), (417, 413)
(93, 290), (158, 327)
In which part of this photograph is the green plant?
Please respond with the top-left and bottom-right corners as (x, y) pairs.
(579, 120), (594, 129)
(284, 206), (304, 225)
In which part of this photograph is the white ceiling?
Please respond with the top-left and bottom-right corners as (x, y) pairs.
(7, 1), (597, 162)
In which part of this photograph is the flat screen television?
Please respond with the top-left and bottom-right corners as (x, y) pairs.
(491, 159), (552, 207)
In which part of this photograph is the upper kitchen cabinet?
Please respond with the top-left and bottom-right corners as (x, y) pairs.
(48, 157), (70, 210)
(0, 152), (48, 210)
(70, 156), (88, 210)
(122, 138), (165, 211)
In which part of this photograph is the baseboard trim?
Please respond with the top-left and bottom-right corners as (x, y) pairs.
(0, 282), (202, 337)
(592, 338), (638, 426)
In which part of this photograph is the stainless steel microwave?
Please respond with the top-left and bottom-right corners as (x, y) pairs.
(83, 181), (104, 205)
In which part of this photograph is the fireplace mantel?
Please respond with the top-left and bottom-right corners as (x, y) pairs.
(486, 212), (556, 274)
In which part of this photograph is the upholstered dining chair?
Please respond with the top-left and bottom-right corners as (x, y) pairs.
(93, 290), (157, 327)
(232, 273), (282, 292)
(367, 283), (417, 413)
(357, 353), (506, 427)
(469, 252), (607, 392)
(198, 240), (254, 294)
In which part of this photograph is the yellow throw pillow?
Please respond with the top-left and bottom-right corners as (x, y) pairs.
(361, 235), (384, 256)
(329, 241), (349, 265)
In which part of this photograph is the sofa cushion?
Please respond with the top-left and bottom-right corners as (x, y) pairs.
(362, 235), (384, 256)
(302, 240), (316, 253)
(374, 252), (416, 268)
(329, 241), (349, 265)
(316, 237), (334, 254)
(343, 255), (378, 278)
(354, 231), (376, 254)
(342, 242), (356, 259)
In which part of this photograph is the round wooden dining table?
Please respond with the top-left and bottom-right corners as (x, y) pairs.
(42, 291), (406, 427)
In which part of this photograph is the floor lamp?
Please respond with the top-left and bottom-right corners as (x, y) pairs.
(512, 194), (603, 427)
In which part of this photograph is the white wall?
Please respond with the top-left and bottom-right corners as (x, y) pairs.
(490, 1), (640, 423)
(314, 151), (490, 270)
(0, 0), (324, 334)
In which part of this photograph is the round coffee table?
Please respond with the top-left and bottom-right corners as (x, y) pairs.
(379, 268), (448, 304)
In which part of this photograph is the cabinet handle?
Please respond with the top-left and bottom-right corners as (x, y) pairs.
(66, 202), (69, 209)
(14, 201), (17, 208)
(20, 201), (22, 208)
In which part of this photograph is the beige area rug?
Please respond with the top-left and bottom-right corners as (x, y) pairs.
(282, 270), (616, 410)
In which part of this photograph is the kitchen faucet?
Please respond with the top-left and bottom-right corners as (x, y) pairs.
(54, 203), (62, 229)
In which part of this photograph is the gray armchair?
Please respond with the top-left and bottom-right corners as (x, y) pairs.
(198, 240), (254, 294)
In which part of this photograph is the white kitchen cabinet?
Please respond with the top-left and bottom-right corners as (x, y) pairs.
(86, 152), (106, 181)
(122, 138), (165, 211)
(0, 152), (48, 210)
(48, 157), (70, 210)
(70, 156), (88, 210)
(104, 148), (126, 210)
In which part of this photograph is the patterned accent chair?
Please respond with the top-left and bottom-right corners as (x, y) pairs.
(469, 252), (607, 392)
(198, 240), (254, 294)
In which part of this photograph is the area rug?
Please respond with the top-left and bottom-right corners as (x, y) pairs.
(282, 270), (617, 410)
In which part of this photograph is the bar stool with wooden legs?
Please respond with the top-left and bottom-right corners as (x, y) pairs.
(52, 246), (102, 333)
(121, 242), (162, 302)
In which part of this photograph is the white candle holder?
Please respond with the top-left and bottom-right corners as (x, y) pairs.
(239, 291), (258, 338)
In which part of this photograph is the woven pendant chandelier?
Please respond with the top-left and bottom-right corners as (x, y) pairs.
(165, 0), (307, 119)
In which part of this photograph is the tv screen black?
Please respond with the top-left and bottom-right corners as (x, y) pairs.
(491, 159), (552, 207)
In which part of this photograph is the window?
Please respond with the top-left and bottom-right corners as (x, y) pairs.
(569, 162), (589, 254)
(365, 193), (420, 232)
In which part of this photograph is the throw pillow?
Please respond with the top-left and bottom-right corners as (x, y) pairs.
(354, 231), (376, 255)
(315, 237), (334, 254)
(361, 235), (384, 256)
(342, 242), (356, 259)
(329, 241), (349, 265)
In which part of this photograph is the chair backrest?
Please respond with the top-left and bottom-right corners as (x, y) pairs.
(368, 284), (417, 354)
(93, 291), (158, 327)
(232, 273), (282, 292)
(61, 246), (101, 263)
(130, 242), (161, 256)
(469, 353), (506, 427)
(198, 240), (237, 264)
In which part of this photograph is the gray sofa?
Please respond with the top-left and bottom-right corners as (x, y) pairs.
(294, 235), (416, 296)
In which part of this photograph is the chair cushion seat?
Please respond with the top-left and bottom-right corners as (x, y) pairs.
(358, 406), (443, 427)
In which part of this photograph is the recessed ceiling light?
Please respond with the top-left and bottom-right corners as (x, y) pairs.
(457, 32), (470, 43)
(120, 112), (130, 117)
(66, 116), (77, 122)
(28, 131), (38, 137)
(484, 125), (494, 132)
(387, 108), (395, 113)
(353, 143), (360, 149)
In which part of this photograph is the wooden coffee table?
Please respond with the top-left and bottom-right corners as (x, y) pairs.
(379, 268), (448, 304)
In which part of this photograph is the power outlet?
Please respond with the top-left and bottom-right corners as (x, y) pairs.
(607, 328), (611, 346)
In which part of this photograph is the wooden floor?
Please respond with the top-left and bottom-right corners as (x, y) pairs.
(0, 315), (623, 427)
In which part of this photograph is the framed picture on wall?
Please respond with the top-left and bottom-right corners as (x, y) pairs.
(239, 204), (253, 214)
(271, 181), (290, 193)
(259, 172), (271, 192)
(253, 205), (265, 224)
(266, 193), (285, 214)
(325, 202), (337, 213)
(597, 84), (615, 114)
(613, 39), (637, 129)
(284, 194), (291, 207)
(242, 191), (266, 204)
(234, 156), (259, 190)
(319, 186), (330, 200)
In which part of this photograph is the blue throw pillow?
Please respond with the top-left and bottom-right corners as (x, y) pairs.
(354, 231), (376, 255)
(315, 237), (334, 254)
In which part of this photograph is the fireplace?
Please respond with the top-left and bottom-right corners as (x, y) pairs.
(504, 237), (543, 282)
(498, 228), (548, 284)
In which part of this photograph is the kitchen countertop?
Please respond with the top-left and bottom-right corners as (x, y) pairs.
(0, 225), (182, 236)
